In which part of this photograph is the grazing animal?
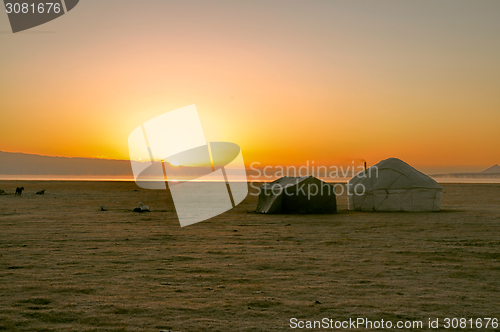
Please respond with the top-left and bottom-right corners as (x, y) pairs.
(36, 189), (46, 195)
(15, 187), (24, 195)
(0, 189), (5, 195)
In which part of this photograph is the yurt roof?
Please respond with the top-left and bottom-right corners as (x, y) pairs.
(348, 158), (442, 190)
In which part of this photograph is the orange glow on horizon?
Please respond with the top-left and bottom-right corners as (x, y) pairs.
(0, 1), (499, 172)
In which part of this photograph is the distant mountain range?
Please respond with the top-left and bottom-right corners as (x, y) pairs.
(0, 151), (217, 179)
(0, 151), (133, 176)
(431, 164), (500, 178)
(481, 164), (500, 174)
(1, 150), (498, 179)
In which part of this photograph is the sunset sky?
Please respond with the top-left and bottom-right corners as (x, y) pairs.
(1, 0), (499, 173)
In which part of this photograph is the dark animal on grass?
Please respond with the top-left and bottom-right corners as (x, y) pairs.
(15, 187), (24, 195)
(36, 189), (46, 195)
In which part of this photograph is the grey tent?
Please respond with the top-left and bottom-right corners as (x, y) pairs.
(256, 176), (337, 214)
(347, 158), (442, 212)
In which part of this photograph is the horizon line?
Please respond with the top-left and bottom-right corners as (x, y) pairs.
(0, 149), (496, 169)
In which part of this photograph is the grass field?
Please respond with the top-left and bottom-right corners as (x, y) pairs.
(0, 181), (499, 331)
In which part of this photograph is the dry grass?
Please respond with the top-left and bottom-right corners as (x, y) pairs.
(0, 181), (499, 331)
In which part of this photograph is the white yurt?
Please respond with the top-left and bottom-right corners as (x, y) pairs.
(347, 158), (442, 212)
